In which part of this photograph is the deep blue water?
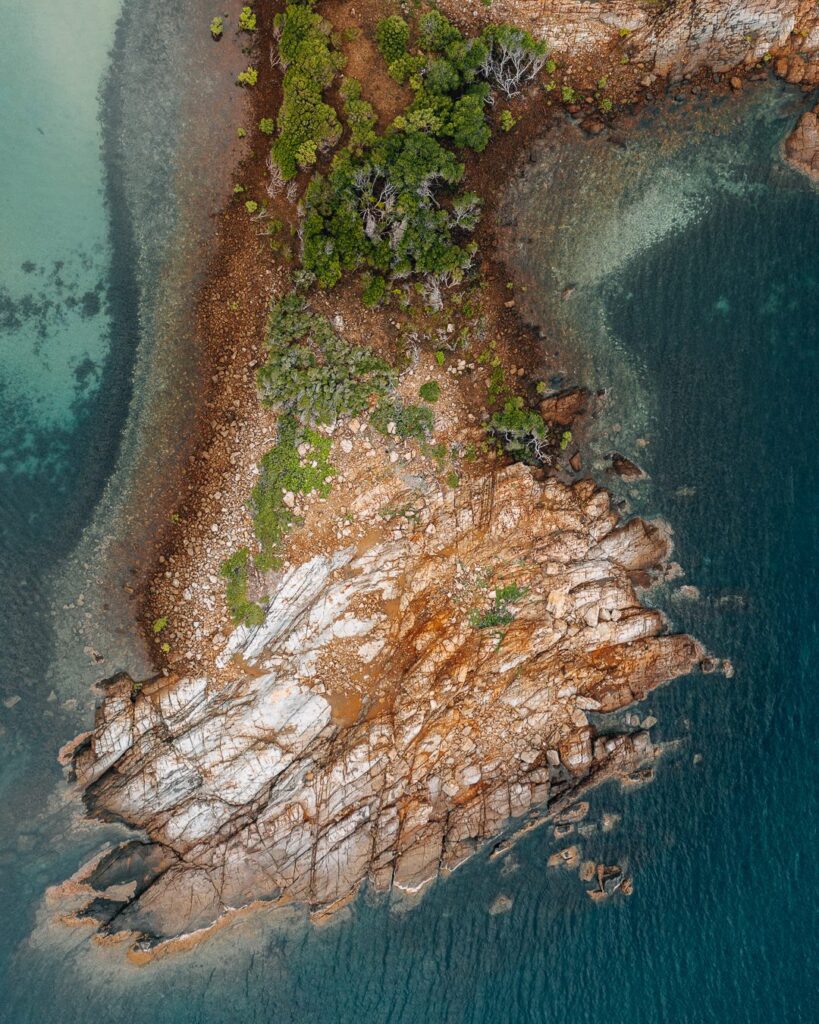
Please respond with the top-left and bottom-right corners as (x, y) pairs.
(0, 7), (816, 1022)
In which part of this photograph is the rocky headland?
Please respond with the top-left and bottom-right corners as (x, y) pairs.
(52, 0), (807, 956)
(63, 463), (710, 950)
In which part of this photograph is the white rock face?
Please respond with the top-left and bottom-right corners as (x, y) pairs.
(440, 0), (817, 77)
(67, 467), (706, 948)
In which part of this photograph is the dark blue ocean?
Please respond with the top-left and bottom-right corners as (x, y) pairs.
(0, 3), (815, 1021)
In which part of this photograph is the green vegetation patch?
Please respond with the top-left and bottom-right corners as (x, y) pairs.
(297, 10), (546, 307)
(488, 397), (552, 464)
(302, 131), (476, 304)
(271, 2), (345, 179)
(257, 294), (395, 425)
(470, 581), (527, 629)
(220, 548), (266, 627)
(251, 414), (333, 571)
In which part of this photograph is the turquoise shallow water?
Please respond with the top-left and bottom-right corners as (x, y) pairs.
(0, 6), (816, 1022)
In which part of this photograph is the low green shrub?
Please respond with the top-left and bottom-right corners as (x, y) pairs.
(362, 272), (387, 307)
(257, 294), (394, 424)
(470, 582), (527, 629)
(499, 109), (516, 131)
(251, 415), (333, 571)
(238, 5), (256, 32)
(237, 66), (259, 87)
(221, 548), (266, 626)
(445, 87), (491, 151)
(419, 380), (440, 403)
(340, 78), (378, 153)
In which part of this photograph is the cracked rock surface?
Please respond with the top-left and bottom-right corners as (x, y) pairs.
(442, 0), (818, 77)
(64, 465), (706, 948)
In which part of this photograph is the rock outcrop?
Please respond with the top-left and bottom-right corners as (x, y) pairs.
(785, 104), (819, 181)
(630, 0), (805, 76)
(443, 0), (818, 78)
(64, 464), (707, 949)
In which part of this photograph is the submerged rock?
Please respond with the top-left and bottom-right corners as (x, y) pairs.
(489, 894), (514, 915)
(610, 453), (647, 481)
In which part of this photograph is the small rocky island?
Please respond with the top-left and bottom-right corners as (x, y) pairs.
(54, 0), (816, 956)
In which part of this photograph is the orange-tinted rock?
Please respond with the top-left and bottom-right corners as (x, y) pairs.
(785, 105), (819, 181)
(611, 453), (647, 480)
(538, 387), (591, 426)
(57, 466), (707, 951)
(786, 55), (808, 83)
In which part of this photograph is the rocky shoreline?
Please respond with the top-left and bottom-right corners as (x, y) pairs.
(61, 466), (717, 951)
(52, 0), (812, 956)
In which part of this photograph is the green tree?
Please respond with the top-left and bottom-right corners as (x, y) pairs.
(418, 10), (462, 52)
(445, 88), (491, 151)
(375, 15), (410, 64)
(270, 3), (343, 179)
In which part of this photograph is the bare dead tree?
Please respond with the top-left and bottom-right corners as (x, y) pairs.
(481, 30), (548, 98)
(389, 217), (408, 251)
(451, 193), (481, 230)
(266, 155), (285, 198)
(423, 273), (444, 311)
